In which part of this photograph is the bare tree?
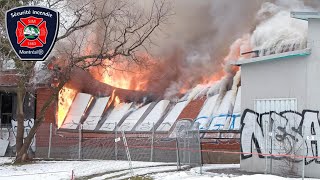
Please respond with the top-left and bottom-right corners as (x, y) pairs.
(0, 0), (172, 163)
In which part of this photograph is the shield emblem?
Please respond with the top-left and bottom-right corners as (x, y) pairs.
(6, 6), (59, 61)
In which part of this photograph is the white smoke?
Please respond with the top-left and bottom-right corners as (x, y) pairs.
(183, 0), (318, 100)
(251, 0), (315, 56)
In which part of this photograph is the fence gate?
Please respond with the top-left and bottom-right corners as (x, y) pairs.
(176, 123), (202, 170)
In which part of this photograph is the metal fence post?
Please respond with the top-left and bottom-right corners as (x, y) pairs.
(270, 122), (274, 174)
(264, 119), (268, 174)
(150, 123), (155, 162)
(302, 126), (305, 180)
(78, 124), (82, 160)
(187, 129), (190, 165)
(183, 130), (187, 164)
(176, 137), (180, 170)
(0, 120), (2, 139)
(197, 124), (203, 174)
(48, 123), (52, 158)
(115, 122), (118, 161)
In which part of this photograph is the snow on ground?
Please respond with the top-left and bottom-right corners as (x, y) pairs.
(0, 158), (318, 180)
(91, 165), (182, 180)
(152, 172), (305, 180)
(151, 164), (318, 180)
(0, 158), (172, 180)
(0, 157), (13, 165)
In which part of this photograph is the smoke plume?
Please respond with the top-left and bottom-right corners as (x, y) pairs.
(52, 0), (320, 99)
(161, 0), (320, 99)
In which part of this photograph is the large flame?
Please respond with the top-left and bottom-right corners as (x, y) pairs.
(57, 86), (77, 128)
(74, 25), (252, 100)
(89, 53), (156, 91)
(88, 35), (251, 96)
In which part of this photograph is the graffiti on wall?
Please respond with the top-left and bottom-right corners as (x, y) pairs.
(0, 119), (36, 156)
(195, 114), (241, 130)
(14, 118), (36, 152)
(11, 118), (35, 150)
(240, 109), (320, 165)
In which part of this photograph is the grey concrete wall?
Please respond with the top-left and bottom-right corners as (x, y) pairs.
(240, 18), (320, 178)
(241, 19), (320, 112)
(241, 55), (308, 112)
(305, 19), (320, 110)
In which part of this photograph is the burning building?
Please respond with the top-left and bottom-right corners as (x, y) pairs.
(32, 64), (242, 163)
(2, 1), (320, 176)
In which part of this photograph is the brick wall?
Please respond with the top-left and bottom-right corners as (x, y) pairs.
(0, 71), (18, 86)
(36, 87), (56, 124)
(178, 98), (206, 120)
(35, 87), (57, 157)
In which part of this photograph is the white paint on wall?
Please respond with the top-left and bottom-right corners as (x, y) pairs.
(0, 139), (9, 156)
(119, 103), (151, 131)
(230, 87), (241, 129)
(61, 93), (92, 129)
(156, 101), (189, 132)
(208, 91), (233, 130)
(99, 102), (133, 131)
(83, 97), (110, 130)
(135, 100), (170, 131)
(195, 94), (219, 130)
(11, 119), (35, 152)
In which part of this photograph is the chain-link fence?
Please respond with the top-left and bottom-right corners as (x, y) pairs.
(176, 123), (202, 171)
(35, 122), (203, 174)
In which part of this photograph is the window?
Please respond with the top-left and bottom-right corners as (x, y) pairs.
(0, 93), (14, 126)
(254, 98), (297, 113)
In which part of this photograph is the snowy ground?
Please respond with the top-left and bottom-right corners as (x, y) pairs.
(0, 157), (318, 180)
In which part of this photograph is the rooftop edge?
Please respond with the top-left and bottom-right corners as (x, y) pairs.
(291, 11), (320, 20)
(231, 48), (311, 66)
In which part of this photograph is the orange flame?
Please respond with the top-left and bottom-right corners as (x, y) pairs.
(107, 89), (121, 106)
(106, 89), (116, 108)
(86, 35), (251, 96)
(57, 86), (77, 128)
(102, 72), (132, 90)
(114, 96), (120, 105)
(89, 53), (155, 91)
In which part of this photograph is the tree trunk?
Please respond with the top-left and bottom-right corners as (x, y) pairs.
(15, 119), (41, 163)
(14, 81), (66, 163)
(15, 80), (26, 163)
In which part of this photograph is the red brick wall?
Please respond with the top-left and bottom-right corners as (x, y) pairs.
(36, 87), (56, 124)
(0, 71), (18, 86)
(36, 87), (58, 152)
(177, 98), (206, 120)
(36, 124), (79, 147)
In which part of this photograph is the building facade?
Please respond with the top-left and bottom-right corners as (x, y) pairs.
(235, 12), (320, 178)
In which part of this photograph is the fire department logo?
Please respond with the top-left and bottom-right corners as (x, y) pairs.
(6, 6), (59, 61)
